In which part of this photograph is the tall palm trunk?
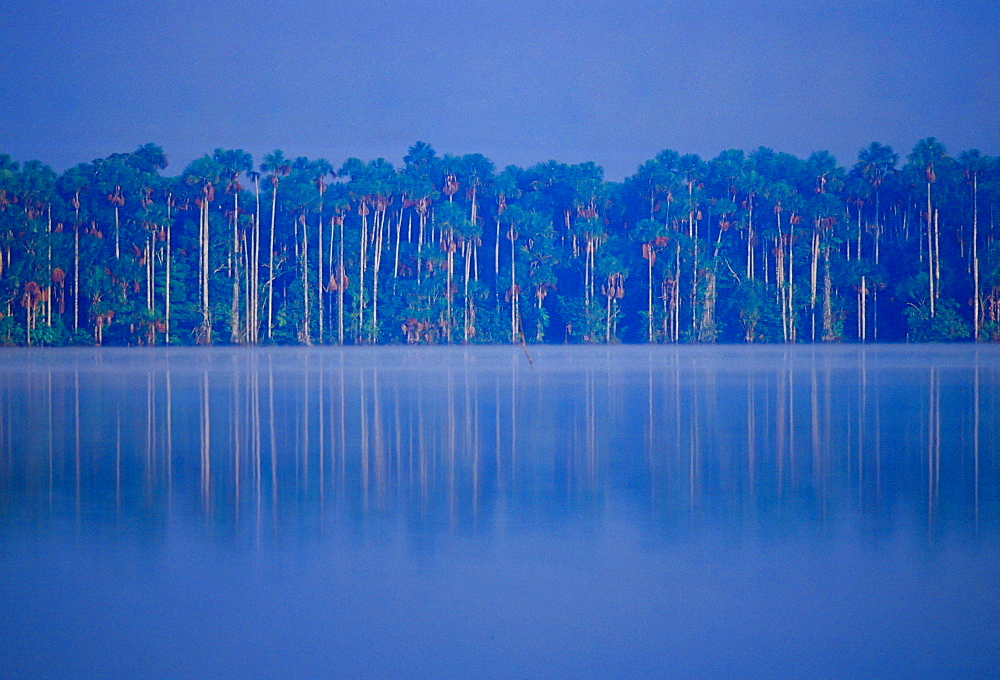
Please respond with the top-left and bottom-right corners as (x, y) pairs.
(858, 275), (868, 342)
(317, 204), (325, 344)
(416, 201), (427, 283)
(73, 194), (80, 331)
(973, 172), (980, 340)
(357, 203), (369, 343)
(145, 237), (153, 314)
(334, 214), (340, 341)
(699, 268), (717, 342)
(463, 240), (473, 343)
(252, 179), (260, 344)
(776, 232), (788, 343)
(371, 206), (386, 344)
(301, 213), (310, 344)
(673, 241), (681, 342)
(688, 184), (698, 337)
(45, 205), (52, 326)
(334, 214), (345, 345)
(787, 220), (795, 342)
(114, 204), (120, 260)
(267, 179), (278, 339)
(926, 180), (935, 317)
(822, 244), (835, 341)
(230, 188), (241, 344)
(445, 231), (454, 343)
(202, 191), (211, 343)
(494, 210), (502, 299)
(810, 224), (820, 342)
(645, 244), (655, 342)
(392, 205), (403, 290)
(165, 195), (172, 343)
(509, 228), (518, 343)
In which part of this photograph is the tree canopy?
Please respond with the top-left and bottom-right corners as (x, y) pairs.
(1, 139), (998, 346)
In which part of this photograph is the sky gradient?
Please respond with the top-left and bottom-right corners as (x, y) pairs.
(2, 0), (998, 179)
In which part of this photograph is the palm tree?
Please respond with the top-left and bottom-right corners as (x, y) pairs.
(246, 169), (262, 344)
(853, 142), (897, 339)
(56, 164), (91, 332)
(364, 158), (397, 343)
(635, 218), (668, 342)
(678, 153), (706, 336)
(764, 181), (796, 341)
(907, 138), (948, 317)
(432, 200), (473, 342)
(960, 149), (987, 340)
(183, 155), (224, 343)
(260, 150), (290, 340)
(737, 168), (765, 280)
(489, 166), (521, 298)
(213, 148), (253, 343)
(309, 159), (333, 343)
(631, 158), (673, 222)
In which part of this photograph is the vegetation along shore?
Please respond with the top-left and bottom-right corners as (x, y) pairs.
(1, 139), (998, 346)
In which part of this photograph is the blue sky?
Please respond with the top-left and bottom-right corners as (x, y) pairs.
(2, 0), (998, 179)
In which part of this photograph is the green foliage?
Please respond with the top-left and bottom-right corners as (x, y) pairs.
(729, 279), (782, 343)
(905, 299), (971, 342)
(0, 139), (997, 345)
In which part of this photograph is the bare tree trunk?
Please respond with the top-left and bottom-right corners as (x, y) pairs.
(494, 214), (501, 298)
(673, 243), (681, 342)
(393, 206), (403, 286)
(327, 215), (343, 344)
(647, 247), (654, 342)
(605, 290), (612, 343)
(859, 275), (867, 342)
(267, 182), (277, 339)
(252, 178), (260, 344)
(699, 268), (717, 342)
(302, 214), (310, 345)
(822, 245), (835, 341)
(934, 208), (941, 310)
(788, 223), (796, 342)
(416, 204), (426, 283)
(445, 232), (454, 343)
(230, 192), (241, 344)
(201, 192), (211, 344)
(463, 241), (472, 343)
(810, 226), (820, 342)
(510, 231), (517, 343)
(146, 240), (153, 314)
(337, 216), (345, 345)
(926, 182), (935, 318)
(74, 205), (80, 332)
(371, 210), (384, 344)
(46, 206), (52, 326)
(973, 173), (980, 340)
(317, 209), (324, 344)
(165, 197), (171, 343)
(357, 205), (369, 343)
(776, 235), (787, 343)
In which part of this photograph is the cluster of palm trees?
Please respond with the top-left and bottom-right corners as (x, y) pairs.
(1, 138), (998, 346)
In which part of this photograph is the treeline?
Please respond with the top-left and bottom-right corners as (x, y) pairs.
(1, 139), (998, 346)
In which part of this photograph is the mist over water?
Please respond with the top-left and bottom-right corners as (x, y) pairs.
(2, 346), (999, 678)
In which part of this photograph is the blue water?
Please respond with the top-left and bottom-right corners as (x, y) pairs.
(2, 346), (999, 679)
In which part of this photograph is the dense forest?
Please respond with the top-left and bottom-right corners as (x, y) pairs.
(1, 139), (998, 346)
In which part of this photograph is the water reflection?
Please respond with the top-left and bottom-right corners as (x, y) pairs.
(1, 345), (997, 541)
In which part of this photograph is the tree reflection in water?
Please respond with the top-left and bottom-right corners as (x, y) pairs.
(0, 346), (997, 539)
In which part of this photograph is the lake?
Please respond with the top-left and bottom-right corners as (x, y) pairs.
(1, 345), (999, 679)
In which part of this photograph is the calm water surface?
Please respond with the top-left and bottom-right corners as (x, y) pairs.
(1, 345), (999, 679)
